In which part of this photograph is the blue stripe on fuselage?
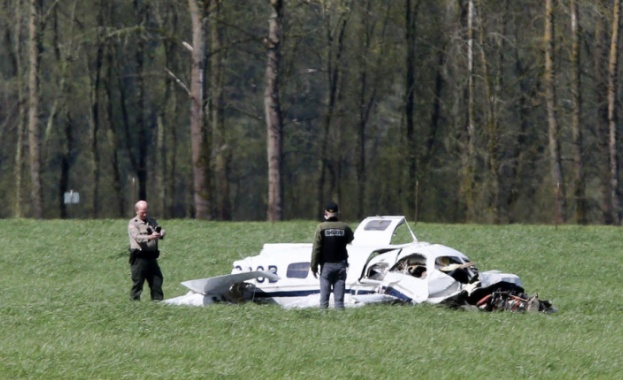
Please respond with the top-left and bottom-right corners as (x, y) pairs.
(248, 287), (408, 300)
(383, 287), (413, 303)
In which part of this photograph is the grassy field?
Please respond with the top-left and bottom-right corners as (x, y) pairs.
(1, 218), (622, 379)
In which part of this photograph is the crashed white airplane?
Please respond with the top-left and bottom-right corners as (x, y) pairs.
(165, 216), (555, 312)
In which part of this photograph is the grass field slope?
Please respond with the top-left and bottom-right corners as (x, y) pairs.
(1, 219), (621, 379)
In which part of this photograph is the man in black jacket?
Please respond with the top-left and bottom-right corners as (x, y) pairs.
(310, 202), (354, 309)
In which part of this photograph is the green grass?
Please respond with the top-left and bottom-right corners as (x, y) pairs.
(1, 219), (622, 379)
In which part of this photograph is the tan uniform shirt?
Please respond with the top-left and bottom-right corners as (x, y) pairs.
(128, 217), (166, 252)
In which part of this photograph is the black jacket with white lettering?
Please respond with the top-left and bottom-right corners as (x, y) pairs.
(310, 217), (354, 271)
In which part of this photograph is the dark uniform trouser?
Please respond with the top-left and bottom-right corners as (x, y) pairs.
(130, 258), (164, 301)
(320, 261), (348, 309)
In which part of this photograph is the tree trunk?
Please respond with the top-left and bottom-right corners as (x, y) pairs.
(115, 48), (138, 210)
(92, 0), (123, 217)
(607, 0), (622, 224)
(27, 0), (42, 218)
(422, 43), (446, 214)
(355, 0), (387, 220)
(569, 0), (587, 224)
(156, 1), (181, 218)
(593, 0), (612, 223)
(544, 0), (566, 224)
(134, 0), (148, 202)
(188, 0), (211, 219)
(405, 0), (420, 221)
(45, 1), (78, 217)
(154, 113), (169, 216)
(104, 43), (127, 217)
(105, 48), (125, 217)
(265, 0), (284, 221)
(90, 13), (104, 217)
(316, 4), (348, 217)
(10, 0), (25, 218)
(59, 112), (74, 219)
(506, 47), (535, 223)
(210, 0), (231, 220)
(476, 1), (500, 223)
(167, 82), (180, 219)
(14, 114), (25, 218)
(461, 0), (476, 222)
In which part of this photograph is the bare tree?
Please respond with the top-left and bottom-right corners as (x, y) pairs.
(354, 0), (388, 219)
(316, 1), (349, 216)
(14, 114), (25, 218)
(8, 0), (26, 217)
(460, 0), (476, 222)
(210, 0), (231, 220)
(505, 3), (539, 223)
(153, 0), (183, 218)
(50, 0), (79, 219)
(593, 0), (613, 223)
(569, 0), (587, 224)
(59, 112), (74, 219)
(265, 0), (284, 221)
(102, 1), (125, 217)
(421, 2), (452, 222)
(89, 0), (104, 217)
(134, 0), (148, 202)
(188, 0), (211, 219)
(27, 0), (42, 218)
(607, 0), (622, 224)
(476, 0), (500, 222)
(405, 0), (421, 221)
(544, 0), (565, 224)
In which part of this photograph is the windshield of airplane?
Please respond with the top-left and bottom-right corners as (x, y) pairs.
(361, 219), (414, 245)
(390, 220), (415, 245)
(362, 220), (392, 231)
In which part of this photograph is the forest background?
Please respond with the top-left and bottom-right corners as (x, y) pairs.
(1, 0), (622, 225)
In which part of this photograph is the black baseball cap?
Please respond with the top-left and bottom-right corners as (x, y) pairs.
(325, 202), (339, 213)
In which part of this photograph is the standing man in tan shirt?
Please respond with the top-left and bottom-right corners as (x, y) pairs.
(128, 200), (166, 301)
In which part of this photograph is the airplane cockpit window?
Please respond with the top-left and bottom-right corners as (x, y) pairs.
(435, 256), (477, 283)
(363, 220), (392, 231)
(366, 262), (389, 280)
(391, 254), (427, 278)
(361, 249), (401, 281)
(435, 256), (464, 269)
(287, 262), (311, 279)
(390, 221), (414, 245)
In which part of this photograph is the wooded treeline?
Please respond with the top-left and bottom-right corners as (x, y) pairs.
(1, 0), (622, 224)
